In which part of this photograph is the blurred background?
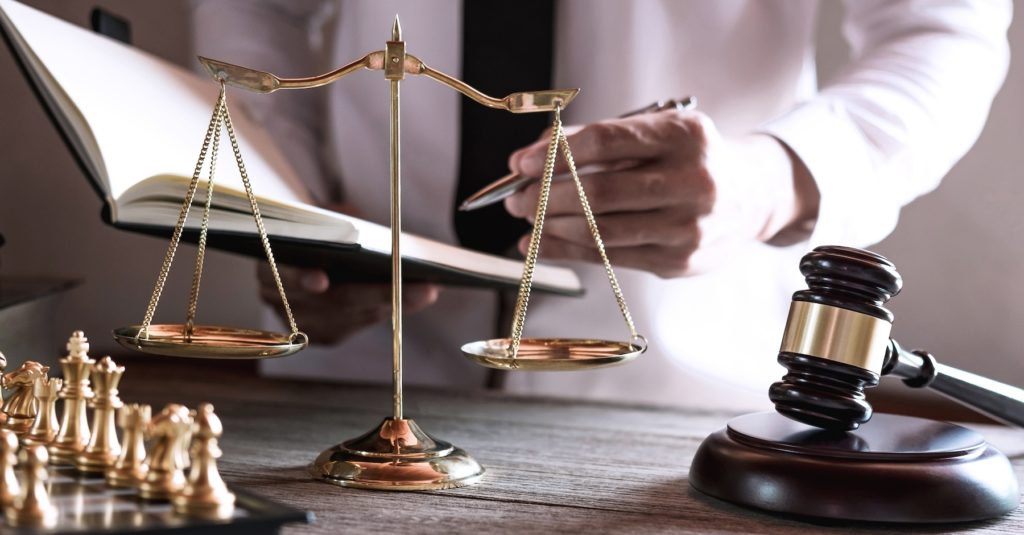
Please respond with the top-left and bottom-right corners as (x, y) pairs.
(0, 1), (1021, 415)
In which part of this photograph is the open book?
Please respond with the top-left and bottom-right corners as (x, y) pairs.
(0, 0), (581, 295)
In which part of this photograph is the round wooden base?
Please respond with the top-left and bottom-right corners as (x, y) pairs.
(689, 412), (1020, 523)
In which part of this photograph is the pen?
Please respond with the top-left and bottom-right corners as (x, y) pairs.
(458, 96), (697, 211)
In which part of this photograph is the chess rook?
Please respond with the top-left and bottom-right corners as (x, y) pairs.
(0, 429), (19, 508)
(23, 376), (62, 447)
(140, 403), (192, 500)
(2, 361), (51, 435)
(75, 356), (125, 473)
(107, 403), (151, 488)
(49, 330), (95, 464)
(769, 246), (902, 431)
(173, 403), (235, 518)
(6, 444), (58, 528)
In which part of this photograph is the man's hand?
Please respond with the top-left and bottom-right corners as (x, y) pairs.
(257, 265), (440, 345)
(504, 110), (818, 278)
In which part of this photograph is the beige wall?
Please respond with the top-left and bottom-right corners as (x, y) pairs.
(0, 2), (1021, 390)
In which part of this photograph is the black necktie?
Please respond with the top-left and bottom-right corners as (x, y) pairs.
(455, 0), (555, 255)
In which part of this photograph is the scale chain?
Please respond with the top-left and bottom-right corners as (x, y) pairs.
(558, 123), (639, 341)
(507, 107), (644, 359)
(136, 84), (305, 345)
(136, 86), (226, 340)
(220, 91), (303, 341)
(184, 92), (223, 340)
(507, 113), (560, 360)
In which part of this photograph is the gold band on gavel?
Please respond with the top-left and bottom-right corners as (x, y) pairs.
(779, 301), (892, 374)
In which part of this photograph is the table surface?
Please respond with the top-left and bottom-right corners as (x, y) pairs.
(118, 360), (1024, 535)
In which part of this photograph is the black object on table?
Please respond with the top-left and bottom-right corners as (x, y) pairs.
(691, 246), (1023, 523)
(3, 466), (311, 534)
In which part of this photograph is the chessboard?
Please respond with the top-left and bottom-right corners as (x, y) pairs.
(0, 330), (313, 534)
(5, 466), (311, 534)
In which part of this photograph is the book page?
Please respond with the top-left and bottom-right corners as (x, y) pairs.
(0, 0), (309, 207)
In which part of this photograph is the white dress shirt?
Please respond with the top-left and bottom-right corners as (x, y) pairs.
(192, 0), (1011, 411)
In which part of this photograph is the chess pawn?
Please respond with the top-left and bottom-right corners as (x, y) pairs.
(173, 403), (235, 518)
(49, 330), (95, 464)
(75, 356), (125, 473)
(0, 429), (19, 508)
(5, 445), (58, 528)
(22, 376), (63, 447)
(139, 404), (192, 500)
(106, 404), (151, 488)
(2, 361), (51, 435)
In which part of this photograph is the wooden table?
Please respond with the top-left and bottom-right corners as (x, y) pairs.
(119, 360), (1024, 534)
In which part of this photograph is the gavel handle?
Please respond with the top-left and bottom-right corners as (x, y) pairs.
(886, 340), (1024, 428)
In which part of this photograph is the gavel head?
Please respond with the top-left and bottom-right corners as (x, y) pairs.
(769, 246), (903, 431)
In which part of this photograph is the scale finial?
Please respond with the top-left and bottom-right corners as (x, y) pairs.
(392, 15), (402, 41)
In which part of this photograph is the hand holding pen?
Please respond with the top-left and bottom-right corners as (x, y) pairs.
(459, 97), (698, 211)
(497, 96), (820, 278)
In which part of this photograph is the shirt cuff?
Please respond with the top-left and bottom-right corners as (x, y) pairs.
(758, 98), (900, 248)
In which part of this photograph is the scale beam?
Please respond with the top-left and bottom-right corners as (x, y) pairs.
(198, 54), (579, 113)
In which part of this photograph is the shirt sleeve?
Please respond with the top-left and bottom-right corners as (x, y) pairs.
(759, 0), (1012, 247)
(190, 0), (340, 204)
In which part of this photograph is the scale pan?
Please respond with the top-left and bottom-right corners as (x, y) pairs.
(461, 337), (644, 371)
(112, 324), (306, 359)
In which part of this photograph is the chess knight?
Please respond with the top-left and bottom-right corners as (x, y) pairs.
(2, 361), (50, 435)
(140, 404), (193, 500)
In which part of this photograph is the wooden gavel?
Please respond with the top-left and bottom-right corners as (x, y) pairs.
(769, 245), (1024, 431)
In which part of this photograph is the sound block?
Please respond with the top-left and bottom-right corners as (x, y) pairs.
(689, 412), (1020, 523)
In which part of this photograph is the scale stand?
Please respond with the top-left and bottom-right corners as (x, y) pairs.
(192, 17), (594, 490)
(121, 15), (649, 490)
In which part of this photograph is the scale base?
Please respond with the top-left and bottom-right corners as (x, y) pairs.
(689, 412), (1020, 523)
(310, 418), (484, 491)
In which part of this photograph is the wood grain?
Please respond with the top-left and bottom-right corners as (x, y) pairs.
(117, 359), (1024, 534)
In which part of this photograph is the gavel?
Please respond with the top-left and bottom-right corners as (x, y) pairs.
(769, 245), (1024, 431)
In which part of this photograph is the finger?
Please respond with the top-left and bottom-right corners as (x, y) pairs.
(265, 281), (387, 308)
(508, 124), (585, 175)
(403, 283), (441, 314)
(264, 281), (439, 316)
(322, 282), (438, 310)
(520, 234), (699, 278)
(519, 234), (601, 264)
(511, 114), (686, 178)
(259, 264), (330, 294)
(543, 212), (699, 248)
(505, 165), (713, 219)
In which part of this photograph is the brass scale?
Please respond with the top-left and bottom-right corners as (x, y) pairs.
(112, 18), (647, 490)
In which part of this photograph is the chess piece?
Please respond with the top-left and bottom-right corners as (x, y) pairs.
(75, 357), (125, 473)
(49, 330), (95, 464)
(139, 404), (192, 500)
(690, 246), (1022, 522)
(5, 445), (58, 528)
(173, 403), (235, 518)
(22, 376), (62, 447)
(2, 361), (51, 435)
(0, 429), (19, 508)
(107, 404), (151, 488)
